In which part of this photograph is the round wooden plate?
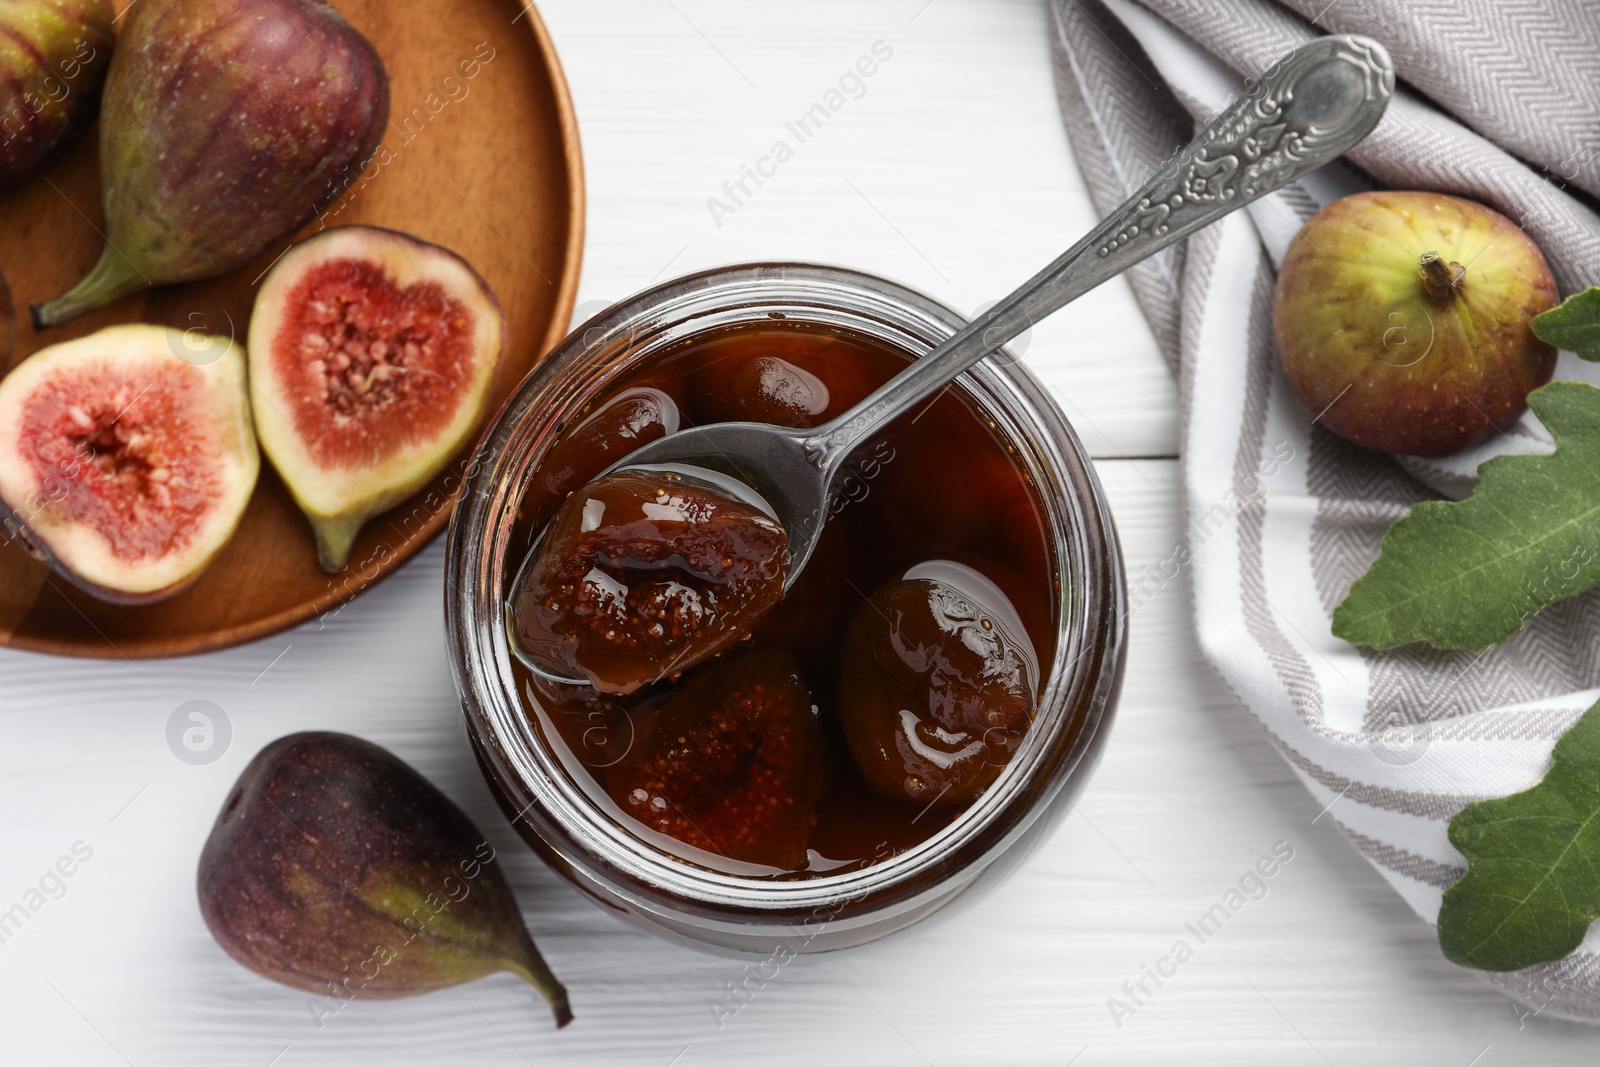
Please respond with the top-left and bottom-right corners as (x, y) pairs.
(0, 0), (583, 659)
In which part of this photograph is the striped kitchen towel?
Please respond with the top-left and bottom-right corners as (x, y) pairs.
(1050, 0), (1600, 1020)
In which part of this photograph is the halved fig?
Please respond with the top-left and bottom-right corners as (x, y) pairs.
(248, 226), (504, 572)
(0, 324), (258, 603)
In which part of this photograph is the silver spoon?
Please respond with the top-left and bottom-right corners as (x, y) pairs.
(510, 34), (1394, 681)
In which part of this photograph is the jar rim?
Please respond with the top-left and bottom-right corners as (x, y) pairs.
(445, 261), (1125, 923)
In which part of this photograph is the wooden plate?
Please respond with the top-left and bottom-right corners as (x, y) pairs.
(0, 0), (584, 658)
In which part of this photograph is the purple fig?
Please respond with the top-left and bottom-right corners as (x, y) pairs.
(32, 0), (388, 328)
(0, 0), (114, 187)
(198, 732), (572, 1027)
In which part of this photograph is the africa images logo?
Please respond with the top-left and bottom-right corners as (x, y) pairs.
(706, 40), (895, 228)
(0, 841), (94, 948)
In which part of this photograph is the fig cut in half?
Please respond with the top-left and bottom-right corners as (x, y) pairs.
(0, 324), (259, 603)
(248, 226), (505, 573)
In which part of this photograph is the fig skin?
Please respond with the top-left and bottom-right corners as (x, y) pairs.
(32, 0), (389, 328)
(247, 225), (505, 572)
(0, 0), (113, 187)
(0, 324), (258, 603)
(1274, 191), (1559, 457)
(198, 732), (572, 1028)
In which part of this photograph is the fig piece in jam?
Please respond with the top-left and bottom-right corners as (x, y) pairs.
(510, 469), (789, 694)
(537, 387), (680, 502)
(605, 651), (828, 870)
(695, 355), (831, 427)
(687, 326), (881, 429)
(839, 560), (1039, 806)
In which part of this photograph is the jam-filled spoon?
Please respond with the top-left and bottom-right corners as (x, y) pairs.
(509, 34), (1394, 684)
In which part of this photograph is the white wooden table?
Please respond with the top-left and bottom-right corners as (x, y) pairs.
(2, 2), (1591, 1063)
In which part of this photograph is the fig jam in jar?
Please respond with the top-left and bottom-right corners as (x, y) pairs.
(447, 264), (1124, 952)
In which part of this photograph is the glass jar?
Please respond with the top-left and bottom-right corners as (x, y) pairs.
(445, 263), (1126, 954)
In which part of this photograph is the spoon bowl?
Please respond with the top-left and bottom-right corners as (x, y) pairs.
(602, 424), (828, 583)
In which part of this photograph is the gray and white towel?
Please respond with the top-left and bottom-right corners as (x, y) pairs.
(1049, 0), (1600, 1020)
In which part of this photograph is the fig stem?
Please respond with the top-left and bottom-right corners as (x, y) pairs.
(312, 513), (364, 573)
(505, 941), (573, 1028)
(1418, 251), (1466, 300)
(31, 246), (149, 329)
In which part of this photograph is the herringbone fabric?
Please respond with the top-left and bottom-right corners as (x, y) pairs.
(1278, 0), (1600, 200)
(1052, 0), (1600, 1020)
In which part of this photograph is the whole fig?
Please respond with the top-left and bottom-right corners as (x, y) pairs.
(0, 0), (113, 187)
(32, 0), (388, 328)
(1274, 191), (1559, 457)
(198, 732), (572, 1027)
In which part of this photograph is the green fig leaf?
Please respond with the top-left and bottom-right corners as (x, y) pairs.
(1534, 287), (1600, 361)
(1439, 698), (1600, 971)
(1333, 381), (1600, 650)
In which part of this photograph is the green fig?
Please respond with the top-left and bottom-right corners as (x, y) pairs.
(198, 732), (572, 1027)
(0, 0), (114, 187)
(32, 0), (389, 328)
(1274, 191), (1559, 457)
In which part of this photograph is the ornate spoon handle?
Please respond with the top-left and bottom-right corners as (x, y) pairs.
(813, 34), (1395, 468)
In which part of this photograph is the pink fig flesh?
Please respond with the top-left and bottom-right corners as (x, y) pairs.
(0, 0), (114, 187)
(198, 732), (572, 1027)
(0, 325), (258, 603)
(1273, 191), (1559, 457)
(32, 0), (389, 327)
(248, 225), (504, 572)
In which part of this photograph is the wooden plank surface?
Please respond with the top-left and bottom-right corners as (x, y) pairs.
(1, 1), (1587, 1063)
